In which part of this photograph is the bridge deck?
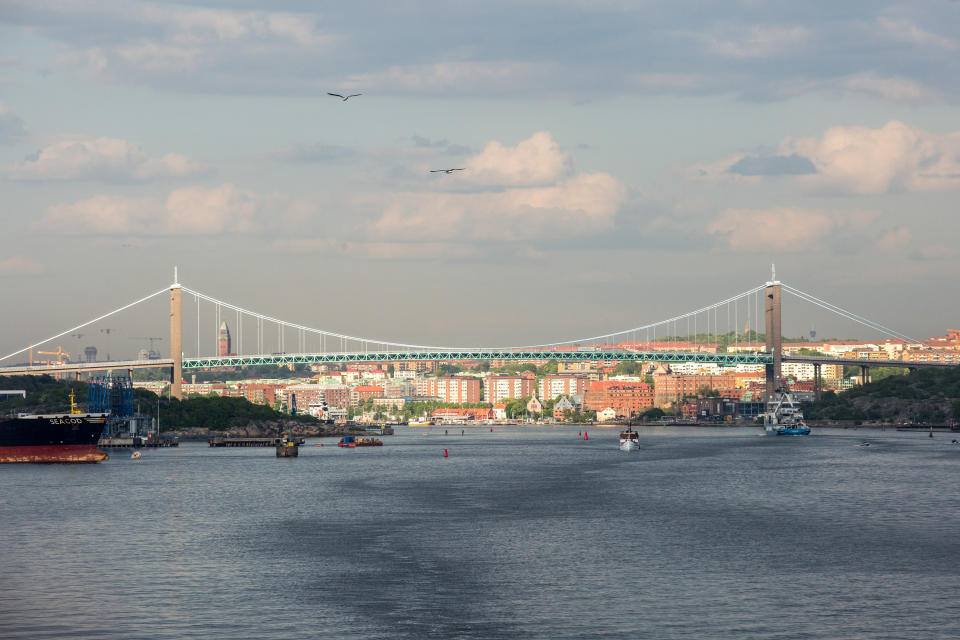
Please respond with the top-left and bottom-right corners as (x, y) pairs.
(1, 352), (953, 376)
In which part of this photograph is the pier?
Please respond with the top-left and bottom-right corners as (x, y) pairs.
(208, 436), (306, 447)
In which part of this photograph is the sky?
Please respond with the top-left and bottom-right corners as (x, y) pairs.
(2, 1), (960, 360)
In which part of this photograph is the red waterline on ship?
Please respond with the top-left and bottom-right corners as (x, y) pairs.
(0, 445), (109, 464)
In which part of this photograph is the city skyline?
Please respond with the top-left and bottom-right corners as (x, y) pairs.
(2, 1), (959, 355)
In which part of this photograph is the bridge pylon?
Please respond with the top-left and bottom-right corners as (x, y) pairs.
(170, 268), (183, 399)
(764, 267), (782, 404)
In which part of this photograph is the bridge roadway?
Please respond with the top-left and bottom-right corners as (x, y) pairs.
(0, 351), (954, 376)
(0, 358), (176, 376)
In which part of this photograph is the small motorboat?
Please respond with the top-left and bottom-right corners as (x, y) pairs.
(619, 426), (640, 452)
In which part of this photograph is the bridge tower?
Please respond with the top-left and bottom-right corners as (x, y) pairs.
(170, 268), (183, 399)
(764, 265), (782, 403)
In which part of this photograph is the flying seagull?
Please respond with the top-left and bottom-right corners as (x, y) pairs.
(430, 168), (466, 174)
(328, 92), (362, 101)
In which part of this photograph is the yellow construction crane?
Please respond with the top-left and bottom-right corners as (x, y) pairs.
(36, 346), (70, 364)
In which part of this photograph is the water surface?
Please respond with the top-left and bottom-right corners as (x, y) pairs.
(2, 426), (958, 639)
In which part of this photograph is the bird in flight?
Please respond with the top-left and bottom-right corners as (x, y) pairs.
(430, 168), (466, 174)
(328, 92), (362, 101)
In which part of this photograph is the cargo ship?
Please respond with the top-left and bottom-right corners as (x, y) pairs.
(0, 391), (109, 463)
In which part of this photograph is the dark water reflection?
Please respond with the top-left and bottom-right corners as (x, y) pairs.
(1, 427), (958, 639)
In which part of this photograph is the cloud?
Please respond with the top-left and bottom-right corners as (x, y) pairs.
(8, 1), (960, 104)
(784, 121), (960, 194)
(837, 73), (942, 105)
(708, 207), (877, 252)
(9, 137), (210, 182)
(0, 101), (26, 144)
(375, 171), (626, 243)
(696, 121), (960, 194)
(40, 184), (267, 235)
(875, 17), (958, 52)
(0, 256), (44, 276)
(876, 227), (913, 251)
(705, 25), (811, 59)
(341, 60), (556, 96)
(463, 131), (572, 187)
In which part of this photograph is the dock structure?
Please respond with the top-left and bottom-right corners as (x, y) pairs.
(208, 437), (305, 448)
(99, 436), (179, 448)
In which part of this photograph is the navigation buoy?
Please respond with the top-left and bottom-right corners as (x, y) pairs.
(490, 427), (493, 432)
(578, 431), (581, 436)
(584, 432), (589, 441)
(443, 448), (448, 457)
(131, 450), (142, 459)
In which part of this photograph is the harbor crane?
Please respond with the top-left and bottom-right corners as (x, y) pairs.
(36, 346), (70, 365)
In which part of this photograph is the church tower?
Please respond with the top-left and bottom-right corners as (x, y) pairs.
(218, 321), (232, 356)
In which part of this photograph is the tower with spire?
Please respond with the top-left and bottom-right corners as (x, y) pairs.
(218, 321), (232, 357)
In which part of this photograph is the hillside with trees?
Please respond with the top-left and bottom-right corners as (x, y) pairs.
(804, 366), (960, 424)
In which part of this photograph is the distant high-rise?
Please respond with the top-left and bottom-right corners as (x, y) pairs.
(84, 346), (98, 362)
(218, 321), (232, 356)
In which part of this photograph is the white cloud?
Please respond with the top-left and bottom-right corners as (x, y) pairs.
(341, 61), (554, 95)
(165, 184), (259, 234)
(784, 121), (960, 194)
(375, 171), (626, 243)
(708, 207), (877, 252)
(41, 184), (265, 235)
(0, 256), (44, 276)
(876, 17), (958, 52)
(694, 121), (960, 195)
(706, 25), (810, 59)
(9, 137), (210, 182)
(838, 73), (942, 105)
(464, 131), (572, 187)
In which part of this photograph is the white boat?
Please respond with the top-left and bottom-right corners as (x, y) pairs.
(619, 426), (640, 451)
(762, 390), (811, 436)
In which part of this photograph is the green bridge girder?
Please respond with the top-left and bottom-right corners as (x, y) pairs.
(182, 350), (774, 369)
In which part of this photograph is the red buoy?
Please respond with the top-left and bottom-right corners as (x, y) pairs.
(490, 427), (493, 432)
(584, 432), (588, 440)
(443, 448), (448, 457)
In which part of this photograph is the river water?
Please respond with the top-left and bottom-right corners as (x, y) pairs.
(1, 426), (958, 639)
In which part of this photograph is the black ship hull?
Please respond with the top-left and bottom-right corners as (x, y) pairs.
(0, 414), (109, 463)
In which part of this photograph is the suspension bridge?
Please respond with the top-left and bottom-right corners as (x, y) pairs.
(1, 268), (956, 402)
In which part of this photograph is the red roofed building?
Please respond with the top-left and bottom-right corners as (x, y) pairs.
(431, 408), (493, 422)
(351, 385), (384, 406)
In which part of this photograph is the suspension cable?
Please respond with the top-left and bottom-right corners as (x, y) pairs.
(0, 288), (170, 363)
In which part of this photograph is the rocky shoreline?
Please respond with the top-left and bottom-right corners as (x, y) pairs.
(161, 419), (367, 440)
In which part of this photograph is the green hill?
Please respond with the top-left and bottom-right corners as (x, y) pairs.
(804, 366), (960, 423)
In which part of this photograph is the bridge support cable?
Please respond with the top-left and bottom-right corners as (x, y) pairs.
(180, 284), (765, 354)
(782, 284), (955, 359)
(0, 287), (170, 364)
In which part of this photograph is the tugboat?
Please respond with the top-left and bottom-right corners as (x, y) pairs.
(619, 425), (640, 451)
(763, 390), (811, 436)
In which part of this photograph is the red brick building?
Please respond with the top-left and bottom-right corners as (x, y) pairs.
(583, 381), (654, 416)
